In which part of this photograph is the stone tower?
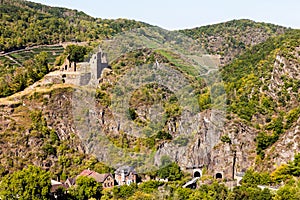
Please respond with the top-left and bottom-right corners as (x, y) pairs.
(90, 46), (108, 81)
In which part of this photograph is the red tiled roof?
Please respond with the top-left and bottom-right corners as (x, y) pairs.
(79, 169), (94, 176)
(78, 169), (112, 183)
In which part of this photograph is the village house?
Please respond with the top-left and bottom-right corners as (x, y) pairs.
(78, 169), (114, 188)
(50, 166), (139, 197)
(114, 166), (137, 186)
(64, 177), (76, 188)
(50, 179), (68, 199)
(50, 179), (67, 193)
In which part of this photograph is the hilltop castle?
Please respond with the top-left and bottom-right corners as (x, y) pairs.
(60, 47), (108, 86)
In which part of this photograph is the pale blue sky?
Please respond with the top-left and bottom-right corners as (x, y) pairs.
(30, 0), (300, 30)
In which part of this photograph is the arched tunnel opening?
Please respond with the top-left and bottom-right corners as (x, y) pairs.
(216, 173), (223, 179)
(194, 171), (201, 178)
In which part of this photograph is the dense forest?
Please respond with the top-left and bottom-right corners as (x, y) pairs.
(0, 0), (148, 52)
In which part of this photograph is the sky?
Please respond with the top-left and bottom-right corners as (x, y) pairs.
(29, 0), (300, 30)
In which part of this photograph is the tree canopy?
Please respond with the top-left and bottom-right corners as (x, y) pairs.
(65, 45), (90, 63)
(156, 162), (183, 181)
(0, 165), (51, 200)
(69, 176), (102, 200)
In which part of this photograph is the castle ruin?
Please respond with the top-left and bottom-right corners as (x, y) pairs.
(60, 46), (108, 86)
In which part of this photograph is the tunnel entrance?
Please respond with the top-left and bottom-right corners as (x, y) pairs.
(194, 171), (201, 178)
(216, 173), (223, 179)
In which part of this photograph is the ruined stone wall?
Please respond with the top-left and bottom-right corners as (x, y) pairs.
(64, 73), (81, 85)
(59, 48), (108, 86)
(90, 51), (108, 81)
(79, 73), (92, 86)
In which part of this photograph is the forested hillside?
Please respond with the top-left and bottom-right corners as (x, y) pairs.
(0, 0), (149, 98)
(0, 0), (148, 52)
(222, 29), (300, 167)
(1, 27), (300, 200)
(180, 19), (287, 65)
(1, 0), (300, 199)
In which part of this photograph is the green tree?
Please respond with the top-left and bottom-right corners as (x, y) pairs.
(65, 45), (89, 63)
(127, 191), (154, 200)
(273, 181), (300, 200)
(156, 162), (183, 181)
(287, 153), (300, 176)
(156, 130), (172, 140)
(138, 180), (163, 194)
(34, 51), (49, 74)
(112, 184), (137, 199)
(242, 169), (272, 186)
(174, 187), (193, 200)
(195, 182), (228, 200)
(51, 186), (69, 200)
(69, 176), (102, 200)
(0, 165), (51, 200)
(255, 132), (279, 158)
(228, 186), (273, 200)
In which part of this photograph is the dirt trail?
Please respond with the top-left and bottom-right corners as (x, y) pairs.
(4, 55), (22, 66)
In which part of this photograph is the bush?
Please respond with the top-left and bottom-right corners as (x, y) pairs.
(138, 180), (163, 194)
(266, 115), (284, 135)
(220, 134), (231, 144)
(195, 182), (228, 200)
(229, 186), (273, 200)
(255, 132), (279, 158)
(112, 184), (136, 199)
(242, 169), (272, 186)
(285, 106), (300, 129)
(42, 143), (57, 156)
(156, 130), (172, 140)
